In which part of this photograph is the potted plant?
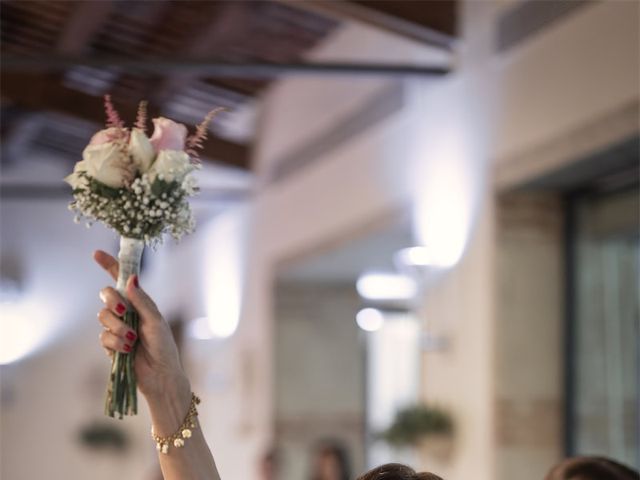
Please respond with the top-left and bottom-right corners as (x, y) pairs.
(380, 404), (455, 461)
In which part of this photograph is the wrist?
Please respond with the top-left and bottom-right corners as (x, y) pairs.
(144, 373), (192, 437)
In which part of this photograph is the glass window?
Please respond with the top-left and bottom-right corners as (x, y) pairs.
(569, 187), (639, 468)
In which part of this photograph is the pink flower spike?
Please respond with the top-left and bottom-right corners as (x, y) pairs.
(134, 100), (148, 133)
(103, 94), (124, 129)
(185, 107), (226, 161)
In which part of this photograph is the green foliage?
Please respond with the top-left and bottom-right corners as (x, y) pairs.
(151, 178), (177, 197)
(89, 178), (122, 199)
(78, 422), (129, 451)
(380, 404), (454, 446)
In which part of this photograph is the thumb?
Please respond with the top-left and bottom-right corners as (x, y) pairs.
(126, 275), (160, 322)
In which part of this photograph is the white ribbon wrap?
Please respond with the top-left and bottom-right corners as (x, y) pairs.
(116, 237), (144, 297)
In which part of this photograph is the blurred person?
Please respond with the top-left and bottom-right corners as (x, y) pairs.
(94, 250), (443, 480)
(356, 463), (443, 480)
(259, 447), (280, 480)
(545, 456), (639, 480)
(309, 440), (351, 480)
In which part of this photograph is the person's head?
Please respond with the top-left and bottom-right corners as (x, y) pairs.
(545, 456), (639, 480)
(357, 463), (444, 480)
(311, 439), (351, 480)
(259, 447), (279, 480)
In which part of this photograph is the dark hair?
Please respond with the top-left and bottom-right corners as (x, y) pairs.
(545, 456), (639, 480)
(357, 463), (444, 480)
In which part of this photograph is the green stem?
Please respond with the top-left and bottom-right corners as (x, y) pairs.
(104, 237), (143, 419)
(104, 308), (139, 418)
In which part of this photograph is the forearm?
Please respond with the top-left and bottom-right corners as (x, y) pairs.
(145, 376), (221, 480)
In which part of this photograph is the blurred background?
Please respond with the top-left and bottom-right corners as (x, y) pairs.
(0, 1), (638, 479)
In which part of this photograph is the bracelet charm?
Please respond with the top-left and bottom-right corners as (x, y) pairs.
(151, 393), (201, 455)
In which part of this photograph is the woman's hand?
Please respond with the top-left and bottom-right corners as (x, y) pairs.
(94, 251), (222, 479)
(94, 250), (190, 414)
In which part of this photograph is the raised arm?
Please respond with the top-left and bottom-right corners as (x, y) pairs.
(95, 250), (221, 480)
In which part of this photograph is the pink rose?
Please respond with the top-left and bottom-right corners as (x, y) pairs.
(89, 127), (123, 146)
(149, 117), (188, 152)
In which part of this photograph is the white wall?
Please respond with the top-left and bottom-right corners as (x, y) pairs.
(495, 0), (640, 161)
(273, 282), (365, 480)
(0, 195), (158, 480)
(494, 194), (565, 480)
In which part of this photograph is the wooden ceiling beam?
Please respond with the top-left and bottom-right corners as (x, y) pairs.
(56, 1), (114, 55)
(0, 72), (250, 170)
(277, 0), (457, 50)
(1, 56), (450, 77)
(152, 2), (242, 104)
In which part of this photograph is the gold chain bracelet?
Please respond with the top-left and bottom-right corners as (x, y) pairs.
(151, 393), (201, 455)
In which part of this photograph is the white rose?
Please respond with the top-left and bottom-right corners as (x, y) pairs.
(64, 160), (90, 190)
(129, 128), (155, 173)
(88, 127), (122, 146)
(147, 150), (194, 183)
(82, 142), (132, 188)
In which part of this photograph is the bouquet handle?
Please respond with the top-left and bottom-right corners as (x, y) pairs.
(106, 237), (144, 418)
(116, 237), (144, 294)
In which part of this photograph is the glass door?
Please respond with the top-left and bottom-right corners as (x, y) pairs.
(569, 186), (639, 468)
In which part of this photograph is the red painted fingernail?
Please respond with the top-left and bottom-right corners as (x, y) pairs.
(123, 344), (131, 352)
(115, 303), (126, 315)
(132, 275), (139, 288)
(126, 331), (137, 341)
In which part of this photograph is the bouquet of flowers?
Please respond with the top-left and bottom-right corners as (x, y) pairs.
(66, 95), (221, 418)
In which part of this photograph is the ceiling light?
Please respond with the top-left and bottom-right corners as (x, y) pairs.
(394, 246), (435, 267)
(203, 208), (247, 339)
(356, 272), (417, 301)
(187, 317), (215, 340)
(0, 302), (50, 365)
(356, 308), (385, 332)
